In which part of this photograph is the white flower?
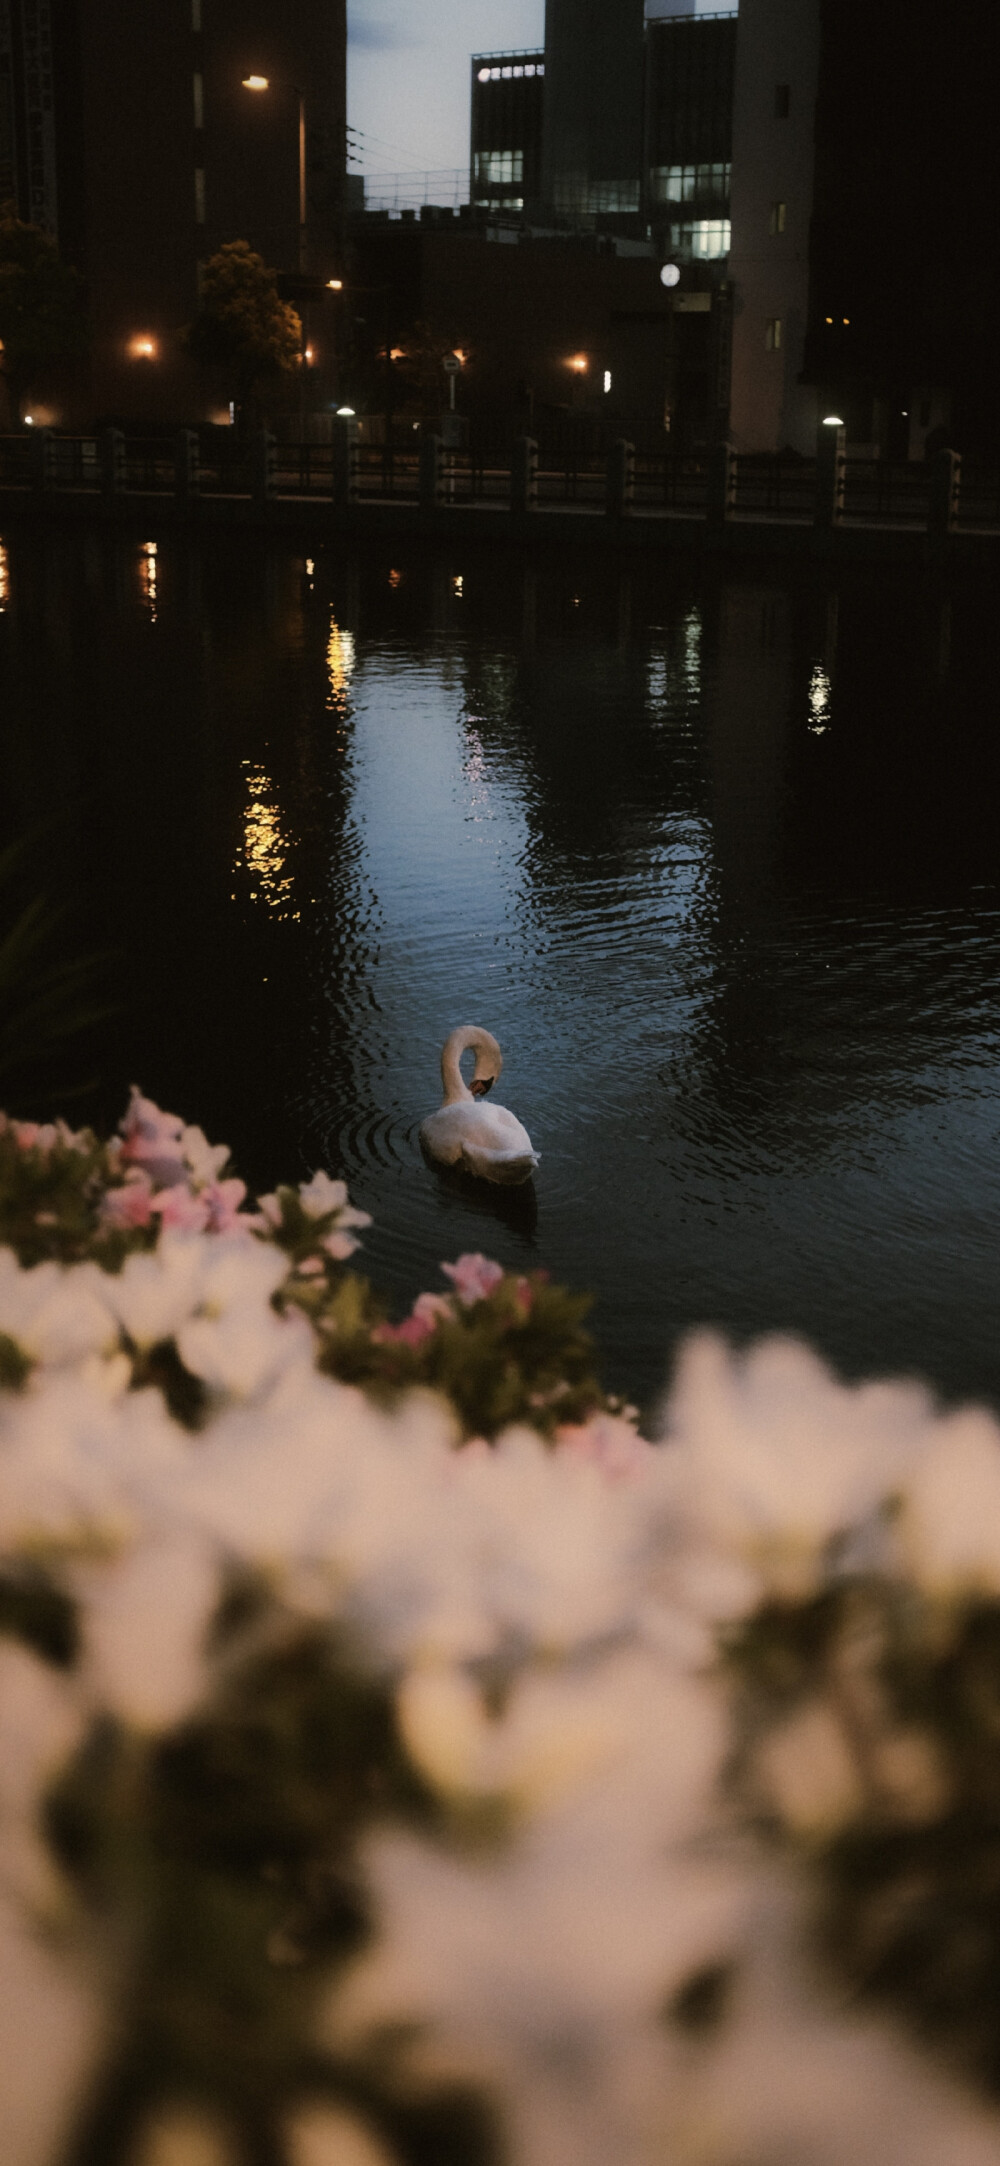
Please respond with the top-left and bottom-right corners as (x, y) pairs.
(898, 1407), (1000, 1599)
(753, 1700), (865, 1839)
(298, 1171), (349, 1218)
(174, 1239), (308, 1399)
(103, 1234), (212, 1349)
(285, 2106), (394, 2166)
(0, 1372), (186, 1555)
(659, 1332), (935, 1601)
(181, 1124), (231, 1186)
(74, 1532), (220, 1732)
(0, 1249), (117, 1371)
(0, 1887), (106, 2166)
(0, 1641), (85, 1912)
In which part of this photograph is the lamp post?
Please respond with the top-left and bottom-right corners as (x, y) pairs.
(241, 75), (306, 273)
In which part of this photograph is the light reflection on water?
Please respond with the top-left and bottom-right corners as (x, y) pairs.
(2, 533), (1000, 1416)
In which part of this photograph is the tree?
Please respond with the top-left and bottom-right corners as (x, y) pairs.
(184, 242), (302, 424)
(0, 205), (86, 426)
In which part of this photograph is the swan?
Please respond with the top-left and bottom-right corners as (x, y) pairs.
(420, 1026), (539, 1185)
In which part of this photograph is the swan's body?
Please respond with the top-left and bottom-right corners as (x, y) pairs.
(420, 1026), (539, 1186)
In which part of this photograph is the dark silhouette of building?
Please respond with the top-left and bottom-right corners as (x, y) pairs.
(541, 0), (646, 222)
(470, 50), (545, 217)
(729, 0), (1000, 458)
(0, 0), (346, 424)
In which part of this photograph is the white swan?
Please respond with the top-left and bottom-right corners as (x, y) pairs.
(419, 1026), (539, 1185)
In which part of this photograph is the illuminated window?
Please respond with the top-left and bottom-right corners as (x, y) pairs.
(668, 218), (731, 261)
(765, 317), (782, 350)
(194, 166), (205, 222)
(775, 82), (790, 118)
(769, 199), (786, 234)
(477, 67), (490, 82)
(193, 71), (203, 128)
(650, 162), (730, 209)
(474, 149), (524, 185)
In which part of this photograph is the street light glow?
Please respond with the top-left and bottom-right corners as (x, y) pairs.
(660, 263), (681, 287)
(242, 74), (269, 90)
(326, 279), (343, 290)
(823, 414), (845, 426)
(129, 335), (158, 359)
(568, 354), (588, 373)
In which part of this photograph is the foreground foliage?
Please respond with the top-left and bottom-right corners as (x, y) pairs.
(4, 1095), (1000, 2166)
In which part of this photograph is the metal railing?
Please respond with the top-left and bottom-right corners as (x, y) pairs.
(0, 428), (996, 543)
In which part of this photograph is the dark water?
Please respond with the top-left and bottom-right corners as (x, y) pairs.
(2, 524), (1000, 1419)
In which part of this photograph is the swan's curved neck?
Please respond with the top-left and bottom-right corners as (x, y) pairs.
(440, 1026), (502, 1105)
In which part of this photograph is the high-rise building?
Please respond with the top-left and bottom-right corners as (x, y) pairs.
(541, 0), (646, 221)
(728, 0), (1000, 457)
(0, 0), (347, 424)
(470, 51), (545, 218)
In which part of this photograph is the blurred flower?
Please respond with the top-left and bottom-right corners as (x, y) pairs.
(0, 1249), (116, 1370)
(898, 1407), (1000, 1599)
(441, 1254), (505, 1306)
(119, 1087), (189, 1188)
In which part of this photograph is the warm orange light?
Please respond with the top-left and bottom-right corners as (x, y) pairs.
(242, 74), (269, 90)
(568, 353), (588, 373)
(129, 335), (158, 359)
(326, 278), (343, 291)
(304, 345), (315, 362)
(452, 348), (468, 365)
(389, 347), (406, 361)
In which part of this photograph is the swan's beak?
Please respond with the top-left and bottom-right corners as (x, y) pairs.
(470, 1076), (494, 1098)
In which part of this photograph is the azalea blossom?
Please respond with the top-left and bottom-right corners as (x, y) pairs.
(441, 1253), (505, 1305)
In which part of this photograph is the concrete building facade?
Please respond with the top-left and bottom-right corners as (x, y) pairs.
(1, 0), (347, 425)
(726, 0), (820, 454)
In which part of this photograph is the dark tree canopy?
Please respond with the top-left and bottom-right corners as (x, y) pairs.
(185, 241), (302, 416)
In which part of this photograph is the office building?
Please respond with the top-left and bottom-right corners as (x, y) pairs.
(0, 0), (347, 424)
(470, 51), (544, 217)
(540, 0), (646, 222)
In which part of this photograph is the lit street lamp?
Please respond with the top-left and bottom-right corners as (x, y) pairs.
(241, 73), (307, 274)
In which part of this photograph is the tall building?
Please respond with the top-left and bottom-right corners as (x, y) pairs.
(728, 0), (1000, 457)
(0, 0), (347, 424)
(726, 0), (819, 453)
(470, 51), (545, 217)
(540, 0), (646, 221)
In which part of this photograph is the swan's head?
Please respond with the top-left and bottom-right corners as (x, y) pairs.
(441, 1025), (504, 1105)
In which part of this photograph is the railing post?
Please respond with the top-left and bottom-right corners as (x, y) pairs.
(99, 426), (126, 503)
(251, 428), (276, 510)
(707, 437), (737, 531)
(814, 422), (845, 530)
(174, 428), (200, 510)
(606, 437), (634, 518)
(419, 430), (444, 511)
(31, 426), (57, 495)
(510, 434), (538, 514)
(927, 446), (961, 541)
(331, 413), (358, 511)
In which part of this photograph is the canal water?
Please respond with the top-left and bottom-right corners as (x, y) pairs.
(2, 526), (1000, 1420)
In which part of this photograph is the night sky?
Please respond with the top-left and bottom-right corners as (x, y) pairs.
(347, 0), (544, 176)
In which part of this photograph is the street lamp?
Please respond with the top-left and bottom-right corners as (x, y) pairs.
(241, 73), (306, 274)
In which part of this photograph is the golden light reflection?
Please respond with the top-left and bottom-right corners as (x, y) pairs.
(327, 613), (356, 700)
(388, 568), (402, 588)
(808, 662), (832, 733)
(237, 761), (297, 916)
(452, 574), (463, 598)
(139, 540), (158, 620)
(0, 542), (8, 612)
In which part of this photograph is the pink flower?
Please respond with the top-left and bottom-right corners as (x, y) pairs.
(119, 1088), (188, 1188)
(440, 1253), (505, 1307)
(513, 1276), (534, 1318)
(372, 1292), (452, 1348)
(12, 1121), (58, 1151)
(100, 1169), (156, 1230)
(151, 1186), (210, 1233)
(203, 1178), (250, 1235)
